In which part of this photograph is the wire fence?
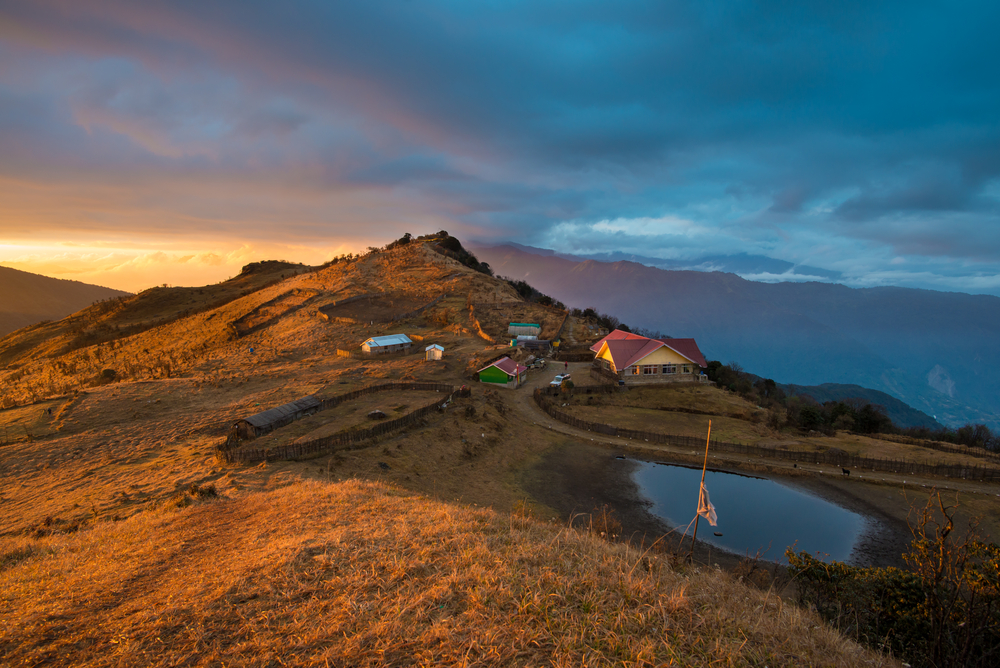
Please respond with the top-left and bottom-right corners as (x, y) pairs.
(532, 389), (1000, 482)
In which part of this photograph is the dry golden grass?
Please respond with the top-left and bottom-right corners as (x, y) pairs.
(471, 301), (567, 341)
(0, 241), (970, 666)
(0, 243), (486, 407)
(579, 385), (760, 417)
(564, 403), (761, 443)
(0, 479), (894, 667)
(563, 385), (1000, 469)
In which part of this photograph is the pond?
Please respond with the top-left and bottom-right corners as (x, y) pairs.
(633, 460), (868, 563)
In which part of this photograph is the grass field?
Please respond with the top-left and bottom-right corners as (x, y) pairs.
(0, 479), (891, 667)
(561, 384), (1000, 469)
(0, 240), (988, 665)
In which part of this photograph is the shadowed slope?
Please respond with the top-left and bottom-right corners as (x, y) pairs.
(0, 265), (130, 337)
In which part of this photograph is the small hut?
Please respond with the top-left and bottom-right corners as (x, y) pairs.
(229, 396), (321, 442)
(425, 344), (444, 361)
(477, 357), (528, 389)
(361, 334), (413, 354)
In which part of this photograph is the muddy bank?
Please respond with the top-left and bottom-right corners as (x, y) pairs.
(523, 439), (913, 569)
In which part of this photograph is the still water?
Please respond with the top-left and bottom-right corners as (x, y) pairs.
(633, 461), (867, 563)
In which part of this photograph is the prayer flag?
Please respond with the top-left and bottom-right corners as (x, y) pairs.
(697, 482), (717, 527)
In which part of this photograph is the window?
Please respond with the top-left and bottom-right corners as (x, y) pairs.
(683, 365), (691, 374)
(662, 364), (676, 374)
(642, 365), (657, 375)
(630, 366), (640, 375)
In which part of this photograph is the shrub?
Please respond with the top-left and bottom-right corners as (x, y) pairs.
(788, 493), (1000, 667)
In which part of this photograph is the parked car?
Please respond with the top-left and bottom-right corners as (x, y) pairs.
(550, 373), (571, 387)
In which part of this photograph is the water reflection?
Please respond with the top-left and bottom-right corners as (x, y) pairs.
(633, 460), (866, 563)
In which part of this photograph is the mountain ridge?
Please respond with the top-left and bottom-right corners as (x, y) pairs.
(473, 243), (1000, 430)
(0, 265), (131, 336)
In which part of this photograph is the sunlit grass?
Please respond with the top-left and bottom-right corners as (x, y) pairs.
(0, 479), (890, 667)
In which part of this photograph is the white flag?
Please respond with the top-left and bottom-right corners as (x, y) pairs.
(697, 482), (717, 527)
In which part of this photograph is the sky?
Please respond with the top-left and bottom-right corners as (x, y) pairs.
(1, 1), (999, 294)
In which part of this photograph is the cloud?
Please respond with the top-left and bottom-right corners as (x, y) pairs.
(0, 1), (998, 294)
(0, 241), (352, 292)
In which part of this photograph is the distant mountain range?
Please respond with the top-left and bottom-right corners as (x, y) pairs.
(500, 242), (844, 281)
(472, 243), (1000, 431)
(0, 266), (131, 336)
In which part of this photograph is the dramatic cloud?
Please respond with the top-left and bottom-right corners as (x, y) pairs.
(1, 1), (998, 292)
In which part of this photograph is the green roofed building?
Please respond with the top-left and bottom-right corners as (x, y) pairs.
(508, 322), (542, 336)
(477, 356), (528, 389)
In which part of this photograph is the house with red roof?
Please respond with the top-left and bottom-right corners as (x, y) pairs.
(477, 356), (528, 389)
(589, 329), (708, 385)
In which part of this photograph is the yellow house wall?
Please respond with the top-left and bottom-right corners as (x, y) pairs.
(633, 347), (693, 367)
(596, 344), (695, 373)
(596, 346), (617, 371)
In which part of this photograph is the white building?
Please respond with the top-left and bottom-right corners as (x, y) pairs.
(361, 334), (413, 354)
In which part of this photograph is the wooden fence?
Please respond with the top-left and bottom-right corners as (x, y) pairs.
(865, 432), (1000, 464)
(590, 365), (622, 384)
(533, 389), (1000, 482)
(218, 382), (457, 464)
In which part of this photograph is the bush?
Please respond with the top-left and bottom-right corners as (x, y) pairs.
(788, 493), (1000, 667)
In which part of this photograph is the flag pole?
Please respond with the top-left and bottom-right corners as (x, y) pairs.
(690, 419), (712, 560)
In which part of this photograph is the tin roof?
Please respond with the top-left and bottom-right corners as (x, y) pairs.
(363, 334), (413, 347)
(425, 344), (444, 351)
(241, 396), (321, 428)
(509, 322), (541, 328)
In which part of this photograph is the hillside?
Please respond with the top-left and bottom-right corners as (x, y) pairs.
(0, 265), (131, 336)
(473, 243), (1000, 431)
(0, 236), (978, 665)
(779, 383), (944, 430)
(0, 479), (881, 667)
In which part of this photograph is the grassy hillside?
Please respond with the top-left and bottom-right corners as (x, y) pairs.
(0, 265), (131, 336)
(0, 237), (965, 665)
(0, 480), (885, 667)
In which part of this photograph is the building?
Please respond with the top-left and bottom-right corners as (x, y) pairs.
(508, 322), (542, 337)
(425, 344), (444, 361)
(590, 329), (707, 385)
(515, 338), (551, 353)
(228, 396), (321, 442)
(361, 334), (413, 354)
(477, 356), (528, 389)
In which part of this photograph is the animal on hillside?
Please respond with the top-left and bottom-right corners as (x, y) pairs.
(842, 468), (851, 476)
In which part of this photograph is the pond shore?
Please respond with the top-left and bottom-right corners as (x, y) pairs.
(523, 440), (914, 570)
